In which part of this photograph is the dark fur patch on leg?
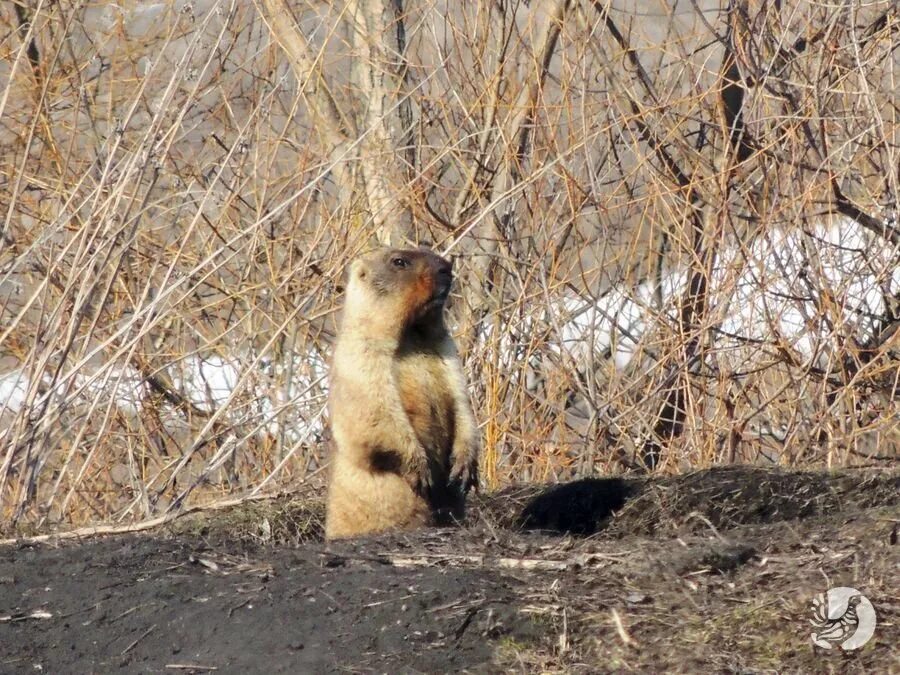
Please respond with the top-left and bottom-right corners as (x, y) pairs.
(370, 448), (403, 473)
(519, 478), (637, 536)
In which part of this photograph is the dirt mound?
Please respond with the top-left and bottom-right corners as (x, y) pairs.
(604, 465), (899, 536)
(475, 465), (899, 536)
(2, 466), (897, 673)
(162, 466), (898, 549)
(1, 536), (536, 673)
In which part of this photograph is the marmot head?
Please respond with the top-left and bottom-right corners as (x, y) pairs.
(343, 248), (453, 338)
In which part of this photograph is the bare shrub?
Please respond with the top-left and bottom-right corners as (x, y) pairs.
(0, 0), (897, 531)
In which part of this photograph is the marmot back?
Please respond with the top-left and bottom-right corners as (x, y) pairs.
(325, 248), (479, 539)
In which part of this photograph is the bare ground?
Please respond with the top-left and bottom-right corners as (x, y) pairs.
(1, 466), (898, 674)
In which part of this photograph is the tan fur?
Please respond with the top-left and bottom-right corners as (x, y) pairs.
(325, 248), (479, 540)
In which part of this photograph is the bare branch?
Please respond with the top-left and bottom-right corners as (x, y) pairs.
(348, 0), (413, 244)
(255, 0), (355, 194)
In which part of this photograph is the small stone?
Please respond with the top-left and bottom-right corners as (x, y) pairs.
(109, 463), (131, 486)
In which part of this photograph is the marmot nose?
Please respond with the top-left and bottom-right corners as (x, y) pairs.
(435, 262), (452, 297)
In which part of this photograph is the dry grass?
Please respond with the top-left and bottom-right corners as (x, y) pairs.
(0, 0), (898, 533)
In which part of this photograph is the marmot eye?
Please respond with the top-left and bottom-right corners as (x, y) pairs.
(391, 257), (409, 269)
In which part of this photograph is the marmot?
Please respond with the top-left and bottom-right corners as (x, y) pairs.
(324, 248), (479, 539)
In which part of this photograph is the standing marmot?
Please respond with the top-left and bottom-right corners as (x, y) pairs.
(324, 248), (479, 539)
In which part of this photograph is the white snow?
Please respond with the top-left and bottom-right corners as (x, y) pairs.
(555, 217), (898, 369)
(171, 355), (240, 411)
(0, 370), (29, 414)
(74, 366), (146, 416)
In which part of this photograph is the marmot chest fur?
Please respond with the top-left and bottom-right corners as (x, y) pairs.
(325, 248), (479, 540)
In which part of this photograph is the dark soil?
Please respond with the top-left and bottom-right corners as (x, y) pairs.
(1, 466), (898, 673)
